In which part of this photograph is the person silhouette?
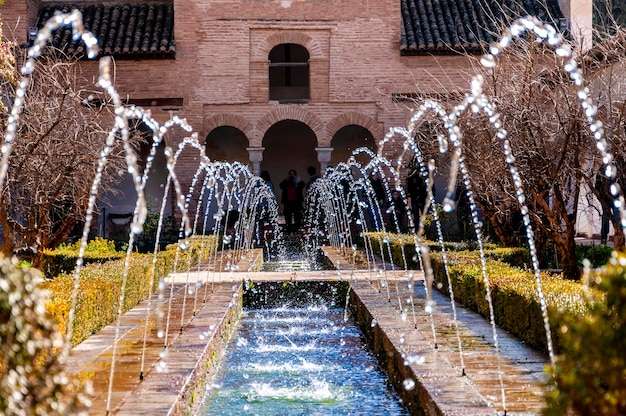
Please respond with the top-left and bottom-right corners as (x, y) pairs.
(388, 189), (407, 233)
(596, 172), (617, 244)
(368, 171), (386, 231)
(279, 169), (305, 233)
(260, 170), (274, 191)
(407, 168), (428, 217)
(306, 166), (320, 191)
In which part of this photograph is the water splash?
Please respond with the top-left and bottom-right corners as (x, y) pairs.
(4, 10), (623, 416)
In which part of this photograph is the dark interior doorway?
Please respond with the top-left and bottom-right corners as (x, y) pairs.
(330, 124), (376, 167)
(205, 126), (249, 163)
(262, 120), (317, 207)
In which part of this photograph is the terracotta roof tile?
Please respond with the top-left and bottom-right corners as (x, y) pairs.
(401, 0), (567, 55)
(34, 2), (175, 59)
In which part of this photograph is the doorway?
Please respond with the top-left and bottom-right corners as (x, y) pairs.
(330, 124), (376, 167)
(262, 119), (318, 205)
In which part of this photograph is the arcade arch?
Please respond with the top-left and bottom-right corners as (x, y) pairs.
(261, 119), (318, 201)
(205, 126), (249, 163)
(330, 124), (376, 167)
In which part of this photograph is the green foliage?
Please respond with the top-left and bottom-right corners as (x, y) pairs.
(422, 203), (473, 242)
(17, 259), (32, 269)
(363, 232), (529, 269)
(42, 235), (219, 346)
(39, 238), (124, 279)
(135, 214), (179, 253)
(430, 251), (590, 353)
(576, 244), (613, 268)
(541, 243), (613, 270)
(483, 246), (531, 268)
(44, 253), (165, 344)
(0, 256), (88, 415)
(544, 252), (626, 415)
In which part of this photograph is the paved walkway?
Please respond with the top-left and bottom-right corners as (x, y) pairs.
(67, 246), (550, 415)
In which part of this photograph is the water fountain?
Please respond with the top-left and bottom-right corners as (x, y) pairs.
(1, 9), (624, 416)
(200, 303), (410, 415)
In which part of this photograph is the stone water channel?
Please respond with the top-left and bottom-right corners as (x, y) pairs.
(199, 298), (409, 415)
(67, 247), (549, 415)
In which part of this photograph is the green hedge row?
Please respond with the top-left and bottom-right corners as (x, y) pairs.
(430, 252), (588, 353)
(363, 232), (531, 269)
(40, 238), (124, 279)
(363, 232), (589, 352)
(42, 236), (219, 346)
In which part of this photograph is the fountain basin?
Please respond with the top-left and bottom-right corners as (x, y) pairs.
(67, 250), (549, 415)
(199, 300), (410, 415)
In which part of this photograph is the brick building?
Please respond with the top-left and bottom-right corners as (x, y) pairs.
(1, 0), (585, 235)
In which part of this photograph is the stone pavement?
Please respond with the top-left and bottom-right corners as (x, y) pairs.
(66, 281), (242, 415)
(349, 279), (549, 415)
(66, 246), (550, 415)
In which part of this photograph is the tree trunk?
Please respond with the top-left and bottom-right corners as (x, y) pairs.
(532, 226), (549, 268)
(47, 216), (78, 250)
(559, 230), (581, 281)
(560, 250), (581, 280)
(612, 219), (625, 250)
(478, 205), (519, 247)
(31, 217), (78, 269)
(0, 214), (15, 257)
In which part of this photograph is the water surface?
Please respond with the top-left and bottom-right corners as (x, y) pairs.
(199, 306), (409, 415)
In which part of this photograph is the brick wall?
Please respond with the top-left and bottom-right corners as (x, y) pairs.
(3, 0), (477, 146)
(2, 0), (478, 217)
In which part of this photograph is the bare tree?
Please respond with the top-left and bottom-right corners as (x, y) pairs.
(0, 51), (140, 267)
(413, 27), (626, 280)
(472, 39), (593, 280)
(580, 28), (626, 250)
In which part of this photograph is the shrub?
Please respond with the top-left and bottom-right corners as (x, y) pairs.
(42, 235), (219, 346)
(0, 256), (88, 414)
(44, 252), (168, 345)
(431, 252), (589, 353)
(575, 244), (613, 268)
(544, 251), (626, 415)
(135, 214), (179, 253)
(39, 238), (124, 279)
(363, 232), (530, 270)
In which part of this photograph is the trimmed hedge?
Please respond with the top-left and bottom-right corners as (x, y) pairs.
(40, 238), (124, 279)
(363, 232), (530, 269)
(544, 252), (626, 415)
(431, 252), (589, 353)
(42, 235), (219, 346)
(362, 232), (595, 353)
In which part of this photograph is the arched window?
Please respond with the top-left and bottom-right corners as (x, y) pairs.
(269, 43), (310, 103)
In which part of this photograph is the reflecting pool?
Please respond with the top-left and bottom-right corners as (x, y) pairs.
(199, 306), (409, 415)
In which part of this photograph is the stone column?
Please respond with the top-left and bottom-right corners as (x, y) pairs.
(315, 147), (334, 175)
(557, 0), (593, 51)
(247, 147), (265, 176)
